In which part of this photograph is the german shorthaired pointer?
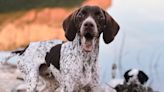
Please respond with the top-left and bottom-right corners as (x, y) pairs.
(2, 5), (120, 92)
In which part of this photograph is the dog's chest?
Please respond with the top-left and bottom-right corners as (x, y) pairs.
(60, 43), (96, 86)
(80, 55), (94, 86)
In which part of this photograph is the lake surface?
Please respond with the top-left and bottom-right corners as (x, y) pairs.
(100, 0), (164, 91)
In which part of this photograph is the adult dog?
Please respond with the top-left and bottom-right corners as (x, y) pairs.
(2, 5), (119, 92)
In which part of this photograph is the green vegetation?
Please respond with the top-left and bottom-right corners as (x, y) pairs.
(0, 0), (85, 25)
(0, 11), (26, 25)
(0, 0), (84, 13)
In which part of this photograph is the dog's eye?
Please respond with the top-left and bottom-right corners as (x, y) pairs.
(78, 11), (87, 19)
(95, 12), (104, 20)
(95, 11), (101, 16)
(97, 15), (104, 20)
(78, 13), (84, 19)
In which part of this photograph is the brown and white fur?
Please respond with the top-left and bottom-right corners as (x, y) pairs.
(44, 5), (120, 92)
(0, 5), (120, 92)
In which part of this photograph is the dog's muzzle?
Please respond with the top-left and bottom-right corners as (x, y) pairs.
(80, 17), (98, 52)
(83, 21), (95, 40)
(84, 32), (94, 40)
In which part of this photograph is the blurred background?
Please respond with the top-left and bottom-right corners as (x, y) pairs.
(0, 0), (163, 91)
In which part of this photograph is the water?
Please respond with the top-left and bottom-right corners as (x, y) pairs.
(100, 0), (164, 91)
(0, 52), (18, 64)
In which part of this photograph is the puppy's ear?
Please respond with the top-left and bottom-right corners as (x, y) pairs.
(138, 71), (149, 84)
(124, 69), (131, 83)
(102, 10), (120, 44)
(62, 9), (80, 41)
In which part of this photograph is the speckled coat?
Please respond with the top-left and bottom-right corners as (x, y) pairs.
(16, 35), (100, 92)
(14, 5), (120, 92)
(57, 35), (100, 92)
(17, 40), (63, 92)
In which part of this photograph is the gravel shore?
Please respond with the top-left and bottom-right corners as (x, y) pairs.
(0, 62), (23, 92)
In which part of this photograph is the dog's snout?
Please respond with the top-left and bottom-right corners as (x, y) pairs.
(84, 22), (94, 28)
(80, 16), (98, 40)
(84, 32), (93, 40)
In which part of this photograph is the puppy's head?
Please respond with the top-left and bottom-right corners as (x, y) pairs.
(63, 5), (120, 52)
(124, 69), (149, 85)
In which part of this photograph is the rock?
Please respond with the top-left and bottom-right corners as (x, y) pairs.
(0, 62), (23, 92)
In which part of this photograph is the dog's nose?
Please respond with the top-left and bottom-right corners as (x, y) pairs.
(84, 22), (94, 28)
(84, 32), (94, 40)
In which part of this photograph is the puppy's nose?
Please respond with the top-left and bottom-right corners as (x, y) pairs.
(84, 22), (94, 28)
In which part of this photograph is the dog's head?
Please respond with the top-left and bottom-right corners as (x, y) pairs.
(124, 69), (149, 85)
(63, 5), (120, 52)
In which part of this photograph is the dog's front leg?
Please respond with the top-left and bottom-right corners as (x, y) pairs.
(25, 69), (39, 92)
(60, 74), (77, 92)
(89, 62), (100, 92)
(61, 81), (75, 92)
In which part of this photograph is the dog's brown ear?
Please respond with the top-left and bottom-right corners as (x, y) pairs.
(102, 10), (120, 44)
(62, 9), (80, 41)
